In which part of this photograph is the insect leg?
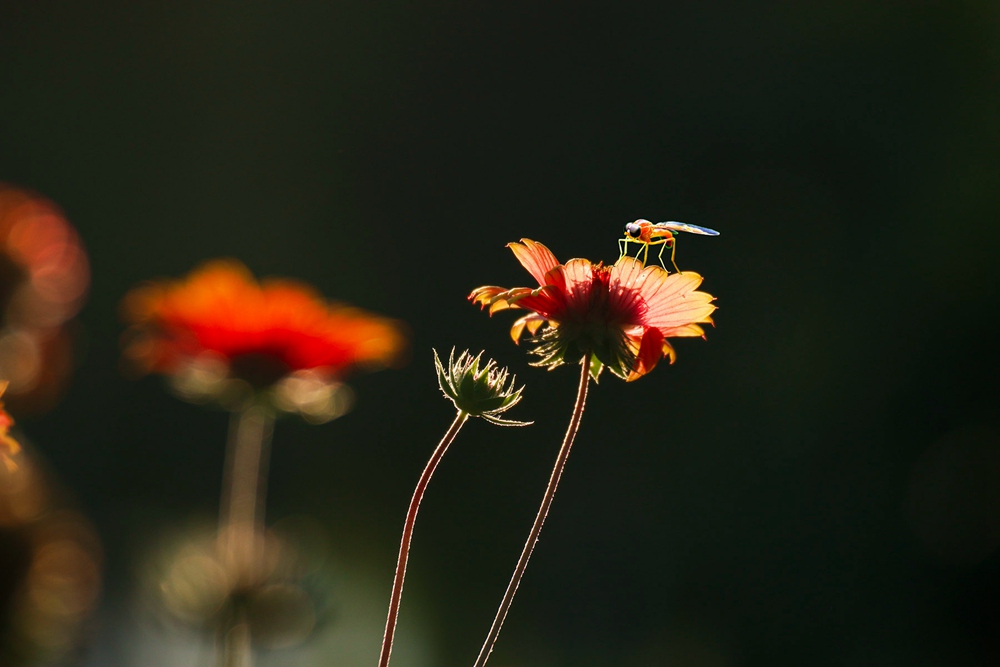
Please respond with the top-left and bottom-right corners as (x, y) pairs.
(669, 237), (682, 274)
(656, 242), (668, 270)
(629, 239), (641, 261)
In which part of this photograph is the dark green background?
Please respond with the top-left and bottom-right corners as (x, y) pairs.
(2, 1), (1000, 665)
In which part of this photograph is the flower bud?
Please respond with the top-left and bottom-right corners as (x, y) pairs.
(434, 349), (531, 426)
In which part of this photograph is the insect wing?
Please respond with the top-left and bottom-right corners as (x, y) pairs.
(653, 221), (720, 236)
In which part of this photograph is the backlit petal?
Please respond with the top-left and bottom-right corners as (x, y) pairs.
(608, 257), (650, 325)
(469, 285), (510, 308)
(513, 285), (566, 319)
(663, 322), (707, 338)
(561, 259), (596, 315)
(509, 239), (560, 286)
(637, 271), (716, 332)
(627, 327), (665, 381)
(510, 313), (548, 343)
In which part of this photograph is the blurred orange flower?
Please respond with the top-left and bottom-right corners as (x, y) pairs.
(470, 239), (716, 381)
(121, 260), (406, 416)
(0, 382), (20, 470)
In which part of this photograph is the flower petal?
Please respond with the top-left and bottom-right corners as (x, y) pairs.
(661, 339), (677, 364)
(509, 313), (549, 343)
(510, 285), (566, 319)
(665, 322), (708, 338)
(608, 257), (650, 326)
(561, 259), (596, 314)
(509, 239), (560, 286)
(627, 327), (665, 381)
(468, 285), (509, 308)
(470, 286), (531, 313)
(634, 270), (716, 333)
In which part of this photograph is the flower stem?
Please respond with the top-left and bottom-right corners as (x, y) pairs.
(378, 410), (470, 667)
(218, 400), (275, 667)
(472, 357), (590, 667)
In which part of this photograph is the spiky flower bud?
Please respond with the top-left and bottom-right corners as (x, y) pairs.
(434, 349), (531, 426)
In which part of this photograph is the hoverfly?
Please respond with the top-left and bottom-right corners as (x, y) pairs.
(618, 219), (720, 272)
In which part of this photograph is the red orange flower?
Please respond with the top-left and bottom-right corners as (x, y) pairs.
(121, 260), (406, 415)
(470, 239), (716, 381)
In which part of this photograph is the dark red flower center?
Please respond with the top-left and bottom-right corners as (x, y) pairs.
(228, 352), (295, 388)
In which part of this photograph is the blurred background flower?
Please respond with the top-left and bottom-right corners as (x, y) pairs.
(121, 258), (406, 422)
(145, 517), (334, 648)
(119, 260), (409, 665)
(0, 185), (100, 666)
(0, 383), (21, 470)
(122, 516), (434, 667)
(0, 184), (89, 415)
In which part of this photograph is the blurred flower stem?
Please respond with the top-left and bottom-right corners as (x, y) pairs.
(472, 355), (590, 667)
(378, 410), (469, 667)
(219, 400), (275, 667)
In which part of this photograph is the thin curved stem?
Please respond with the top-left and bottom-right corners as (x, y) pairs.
(378, 410), (470, 667)
(218, 401), (275, 667)
(472, 357), (591, 667)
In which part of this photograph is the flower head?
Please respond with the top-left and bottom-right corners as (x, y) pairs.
(434, 348), (530, 426)
(0, 382), (21, 470)
(121, 259), (406, 418)
(469, 239), (716, 381)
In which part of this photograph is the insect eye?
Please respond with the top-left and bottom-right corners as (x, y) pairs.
(624, 223), (641, 238)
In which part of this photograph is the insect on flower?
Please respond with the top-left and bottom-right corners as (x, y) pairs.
(471, 239), (716, 382)
(618, 219), (719, 273)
